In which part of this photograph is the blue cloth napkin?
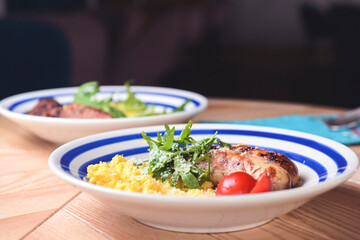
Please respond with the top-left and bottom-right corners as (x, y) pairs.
(202, 115), (360, 145)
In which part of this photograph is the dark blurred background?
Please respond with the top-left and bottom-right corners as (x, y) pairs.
(0, 0), (359, 108)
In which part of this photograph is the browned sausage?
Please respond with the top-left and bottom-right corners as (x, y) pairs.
(196, 144), (299, 190)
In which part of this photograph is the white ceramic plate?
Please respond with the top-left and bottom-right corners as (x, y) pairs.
(48, 123), (359, 233)
(0, 86), (207, 144)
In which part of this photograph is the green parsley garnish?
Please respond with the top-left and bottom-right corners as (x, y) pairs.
(141, 121), (231, 189)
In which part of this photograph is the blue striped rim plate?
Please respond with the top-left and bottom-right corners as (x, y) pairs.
(48, 123), (359, 233)
(0, 86), (207, 144)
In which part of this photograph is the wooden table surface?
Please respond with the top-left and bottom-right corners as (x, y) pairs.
(1, 98), (359, 240)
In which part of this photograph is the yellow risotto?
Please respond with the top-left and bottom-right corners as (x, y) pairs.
(86, 155), (216, 197)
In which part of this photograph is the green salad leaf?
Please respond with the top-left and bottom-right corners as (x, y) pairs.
(122, 82), (147, 112)
(140, 120), (231, 189)
(74, 81), (191, 118)
(74, 81), (125, 118)
(173, 99), (191, 113)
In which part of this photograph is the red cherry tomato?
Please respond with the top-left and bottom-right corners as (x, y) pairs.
(250, 173), (273, 194)
(216, 172), (273, 196)
(216, 172), (256, 196)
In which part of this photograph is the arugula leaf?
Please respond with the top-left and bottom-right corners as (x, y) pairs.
(161, 169), (171, 182)
(123, 82), (147, 112)
(131, 158), (149, 166)
(157, 132), (163, 143)
(74, 81), (125, 118)
(73, 81), (192, 118)
(216, 137), (231, 148)
(173, 98), (191, 113)
(74, 81), (100, 107)
(140, 121), (230, 189)
(141, 131), (158, 151)
(159, 124), (175, 151)
(170, 172), (180, 186)
(180, 172), (200, 189)
(179, 120), (193, 141)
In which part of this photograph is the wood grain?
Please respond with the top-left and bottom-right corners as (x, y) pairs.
(281, 196), (360, 239)
(1, 98), (359, 240)
(0, 210), (54, 240)
(27, 193), (330, 240)
(24, 210), (108, 240)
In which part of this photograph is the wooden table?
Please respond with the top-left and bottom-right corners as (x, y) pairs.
(1, 98), (359, 240)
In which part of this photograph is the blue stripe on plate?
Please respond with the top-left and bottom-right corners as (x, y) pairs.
(8, 90), (201, 111)
(261, 146), (327, 182)
(61, 133), (144, 172)
(60, 129), (345, 181)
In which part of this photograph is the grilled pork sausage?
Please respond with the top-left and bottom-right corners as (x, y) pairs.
(197, 144), (299, 190)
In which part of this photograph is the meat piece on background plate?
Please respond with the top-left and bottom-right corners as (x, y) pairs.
(28, 98), (113, 119)
(28, 98), (62, 117)
(59, 103), (113, 119)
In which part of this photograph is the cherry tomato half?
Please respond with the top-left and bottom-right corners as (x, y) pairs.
(216, 172), (273, 196)
(250, 173), (273, 194)
(216, 172), (256, 196)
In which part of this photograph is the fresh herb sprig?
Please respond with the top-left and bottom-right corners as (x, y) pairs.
(74, 81), (125, 118)
(74, 81), (192, 118)
(140, 121), (231, 189)
(122, 82), (147, 112)
(172, 98), (191, 113)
